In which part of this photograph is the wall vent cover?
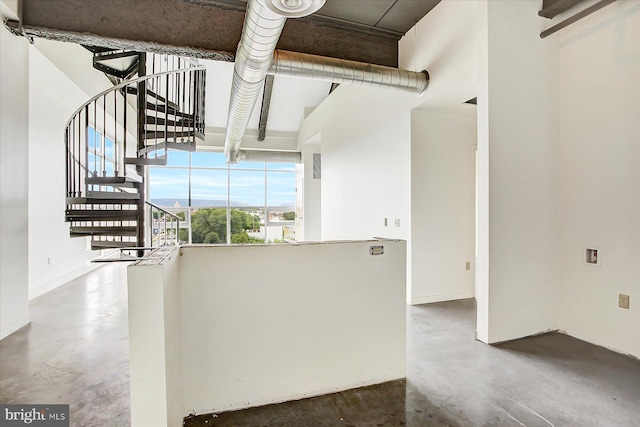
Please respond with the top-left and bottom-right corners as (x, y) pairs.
(313, 153), (321, 179)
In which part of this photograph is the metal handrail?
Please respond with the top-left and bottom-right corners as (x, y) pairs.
(65, 66), (204, 130)
(145, 200), (181, 221)
(64, 51), (206, 251)
(146, 201), (182, 247)
(65, 60), (206, 197)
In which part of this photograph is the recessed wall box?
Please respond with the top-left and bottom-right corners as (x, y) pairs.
(585, 248), (600, 266)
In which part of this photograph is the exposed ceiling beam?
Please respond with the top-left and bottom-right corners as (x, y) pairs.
(540, 0), (616, 38)
(16, 0), (399, 67)
(257, 75), (274, 142)
(538, 0), (586, 19)
(4, 20), (236, 62)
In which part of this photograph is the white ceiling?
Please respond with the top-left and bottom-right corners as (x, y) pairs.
(31, 38), (332, 138)
(5, 0), (442, 140)
(203, 59), (331, 133)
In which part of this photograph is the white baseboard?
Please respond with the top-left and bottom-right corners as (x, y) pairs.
(29, 262), (103, 300)
(0, 315), (30, 340)
(411, 290), (475, 305)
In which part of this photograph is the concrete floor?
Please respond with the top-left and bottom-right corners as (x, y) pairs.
(187, 299), (640, 427)
(1, 263), (639, 426)
(0, 263), (130, 427)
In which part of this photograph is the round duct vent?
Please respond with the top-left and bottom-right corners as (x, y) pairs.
(262, 0), (325, 18)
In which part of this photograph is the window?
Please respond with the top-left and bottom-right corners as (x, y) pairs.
(87, 127), (117, 180)
(190, 207), (227, 244)
(148, 151), (297, 244)
(190, 169), (227, 206)
(230, 170), (265, 207)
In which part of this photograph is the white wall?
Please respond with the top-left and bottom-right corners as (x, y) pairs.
(293, 0), (483, 301)
(33, 38), (112, 99)
(298, 137), (321, 241)
(179, 241), (406, 414)
(127, 241), (406, 424)
(399, 0), (480, 105)
(127, 248), (183, 427)
(402, 0), (558, 343)
(552, 1), (640, 357)
(477, 0), (558, 343)
(28, 46), (101, 299)
(474, 0), (640, 355)
(295, 0), (639, 358)
(410, 106), (476, 305)
(0, 9), (30, 339)
(128, 263), (169, 427)
(301, 85), (416, 243)
(162, 249), (183, 426)
(475, 0), (490, 344)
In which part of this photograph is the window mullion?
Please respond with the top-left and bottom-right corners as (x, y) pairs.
(188, 152), (192, 244)
(264, 162), (268, 242)
(227, 162), (231, 244)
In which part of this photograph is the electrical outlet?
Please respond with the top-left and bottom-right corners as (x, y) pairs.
(394, 218), (400, 227)
(619, 294), (630, 309)
(465, 261), (471, 271)
(383, 218), (388, 227)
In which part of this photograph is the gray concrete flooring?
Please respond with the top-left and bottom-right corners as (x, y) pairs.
(2, 263), (640, 426)
(0, 263), (130, 427)
(187, 299), (640, 427)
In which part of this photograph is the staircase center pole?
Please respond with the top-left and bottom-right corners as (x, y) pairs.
(136, 52), (147, 256)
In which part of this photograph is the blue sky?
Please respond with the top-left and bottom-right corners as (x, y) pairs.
(87, 128), (296, 207)
(149, 151), (296, 207)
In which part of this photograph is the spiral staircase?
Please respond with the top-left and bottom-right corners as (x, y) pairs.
(65, 48), (206, 253)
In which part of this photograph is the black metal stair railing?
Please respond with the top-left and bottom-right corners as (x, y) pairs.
(147, 200), (182, 247)
(64, 55), (205, 251)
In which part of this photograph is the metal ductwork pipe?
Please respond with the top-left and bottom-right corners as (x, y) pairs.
(237, 149), (301, 163)
(269, 50), (430, 94)
(224, 0), (430, 163)
(224, 0), (325, 163)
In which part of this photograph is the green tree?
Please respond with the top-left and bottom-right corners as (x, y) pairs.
(190, 208), (264, 244)
(231, 231), (264, 244)
(283, 211), (295, 221)
(230, 209), (264, 243)
(191, 208), (227, 243)
(179, 228), (189, 242)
